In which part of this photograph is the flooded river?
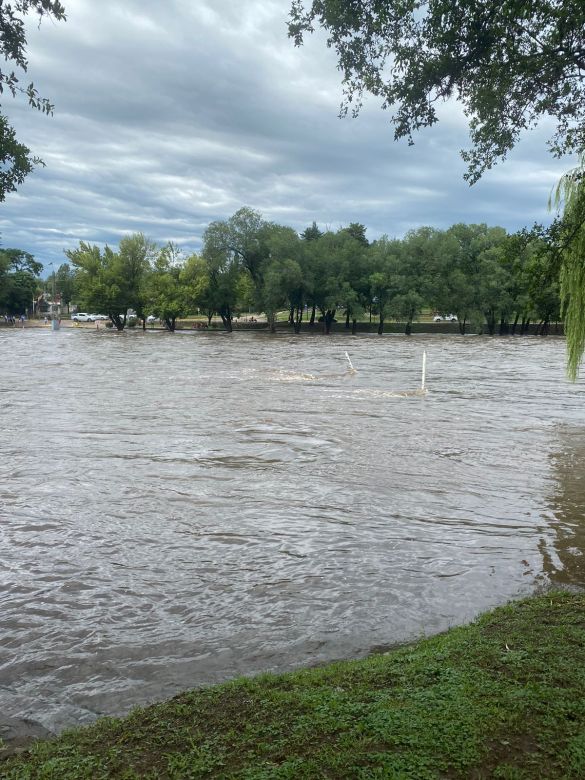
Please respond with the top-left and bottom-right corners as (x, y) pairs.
(0, 329), (583, 735)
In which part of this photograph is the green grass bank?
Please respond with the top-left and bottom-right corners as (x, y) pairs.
(2, 591), (584, 779)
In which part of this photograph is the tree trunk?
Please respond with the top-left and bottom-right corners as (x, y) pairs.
(142, 317), (146, 331)
(345, 309), (350, 328)
(110, 313), (125, 331)
(164, 317), (176, 332)
(309, 305), (315, 325)
(378, 314), (384, 335)
(511, 313), (519, 335)
(459, 317), (467, 335)
(207, 311), (213, 327)
(220, 305), (232, 333)
(293, 306), (302, 334)
(288, 306), (294, 325)
(324, 309), (334, 335)
(352, 318), (357, 335)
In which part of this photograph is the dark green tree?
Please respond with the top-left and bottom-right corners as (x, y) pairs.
(400, 227), (443, 334)
(204, 207), (269, 287)
(201, 227), (244, 333)
(0, 248), (42, 315)
(341, 222), (369, 247)
(368, 237), (403, 334)
(143, 245), (186, 332)
(306, 230), (351, 333)
(301, 221), (323, 242)
(67, 234), (153, 331)
(262, 258), (306, 332)
(118, 233), (157, 328)
(203, 207), (274, 330)
(180, 254), (213, 324)
(260, 224), (304, 331)
(55, 263), (74, 313)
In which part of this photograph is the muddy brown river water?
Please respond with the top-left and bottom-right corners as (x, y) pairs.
(0, 328), (583, 736)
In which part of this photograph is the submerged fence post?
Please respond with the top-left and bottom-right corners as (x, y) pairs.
(421, 350), (427, 391)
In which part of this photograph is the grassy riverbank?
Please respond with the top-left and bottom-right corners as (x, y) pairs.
(2, 591), (584, 779)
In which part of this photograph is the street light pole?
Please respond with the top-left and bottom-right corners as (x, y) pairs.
(48, 263), (56, 319)
(50, 263), (56, 301)
(47, 262), (61, 331)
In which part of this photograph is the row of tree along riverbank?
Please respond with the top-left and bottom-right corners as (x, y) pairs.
(3, 208), (562, 336)
(59, 209), (561, 337)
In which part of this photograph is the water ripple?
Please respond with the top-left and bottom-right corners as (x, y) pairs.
(0, 329), (583, 734)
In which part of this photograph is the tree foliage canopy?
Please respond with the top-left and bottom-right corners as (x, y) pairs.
(66, 235), (153, 331)
(0, 247), (42, 314)
(0, 1), (66, 200)
(289, 0), (585, 182)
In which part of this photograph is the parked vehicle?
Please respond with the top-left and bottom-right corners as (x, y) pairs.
(146, 315), (158, 323)
(72, 313), (95, 322)
(92, 314), (108, 320)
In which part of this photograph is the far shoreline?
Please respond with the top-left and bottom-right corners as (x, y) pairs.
(0, 320), (565, 337)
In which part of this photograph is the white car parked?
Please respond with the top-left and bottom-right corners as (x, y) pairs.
(72, 313), (95, 322)
(92, 314), (108, 320)
(433, 314), (458, 322)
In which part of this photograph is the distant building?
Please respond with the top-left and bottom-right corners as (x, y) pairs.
(35, 294), (61, 318)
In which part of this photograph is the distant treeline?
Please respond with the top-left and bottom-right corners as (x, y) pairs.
(39, 207), (560, 334)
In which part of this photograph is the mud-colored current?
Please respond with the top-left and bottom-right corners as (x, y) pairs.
(0, 329), (583, 734)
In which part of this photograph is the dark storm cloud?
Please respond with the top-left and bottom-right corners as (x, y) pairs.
(0, 0), (571, 267)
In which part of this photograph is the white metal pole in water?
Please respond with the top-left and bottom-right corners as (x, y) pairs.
(345, 351), (354, 370)
(421, 350), (427, 391)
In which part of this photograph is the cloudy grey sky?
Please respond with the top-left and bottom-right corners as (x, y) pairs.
(0, 0), (573, 268)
